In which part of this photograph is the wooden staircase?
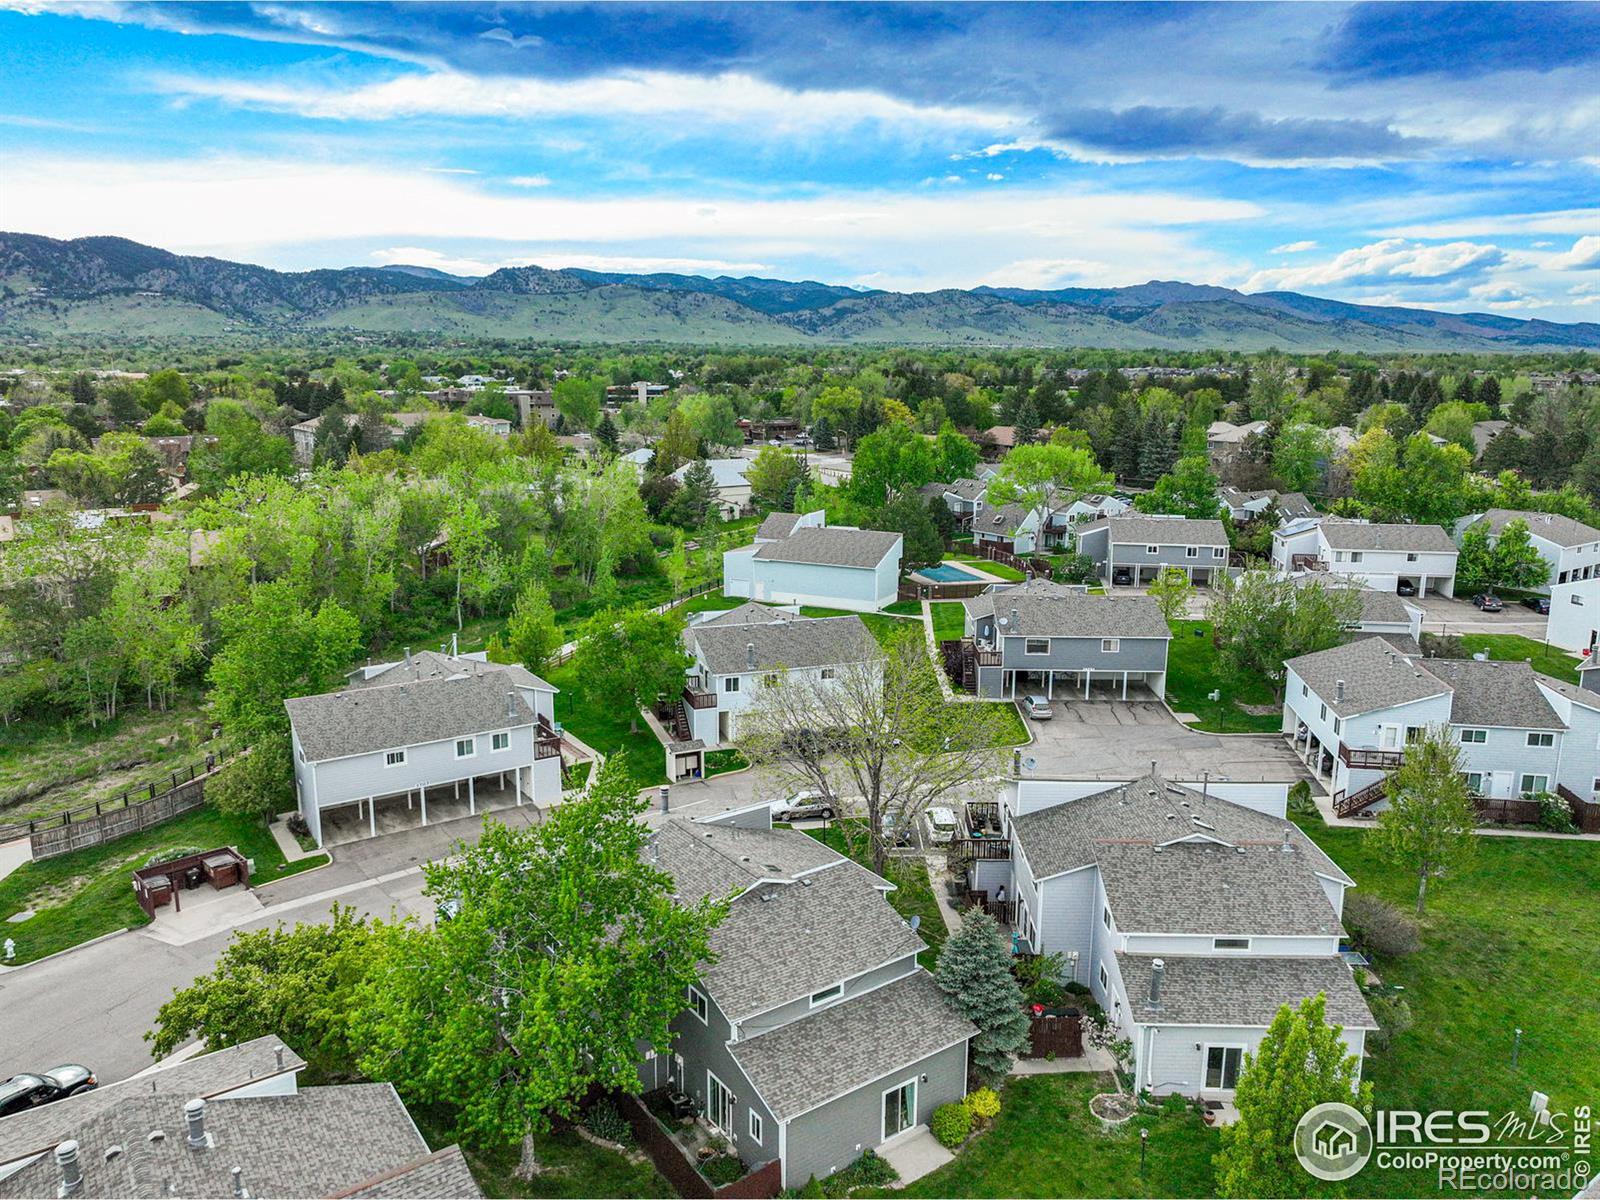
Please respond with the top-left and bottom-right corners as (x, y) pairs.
(1334, 778), (1388, 819)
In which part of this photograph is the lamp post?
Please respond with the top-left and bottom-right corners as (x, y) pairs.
(1512, 1027), (1522, 1068)
(1140, 1127), (1149, 1175)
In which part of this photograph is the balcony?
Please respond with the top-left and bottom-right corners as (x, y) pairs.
(1291, 553), (1328, 572)
(682, 684), (718, 710)
(1339, 745), (1403, 771)
(535, 715), (563, 760)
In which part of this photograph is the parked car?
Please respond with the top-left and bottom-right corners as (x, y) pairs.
(1472, 593), (1504, 612)
(1112, 567), (1133, 586)
(1521, 595), (1551, 615)
(923, 806), (959, 845)
(881, 812), (916, 849)
(1022, 694), (1054, 721)
(0, 1066), (97, 1118)
(1396, 579), (1418, 596)
(771, 791), (838, 822)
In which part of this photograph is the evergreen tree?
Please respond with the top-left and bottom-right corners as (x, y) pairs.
(1012, 395), (1040, 447)
(665, 458), (718, 527)
(1108, 397), (1142, 482)
(810, 414), (837, 451)
(934, 910), (1029, 1080)
(1452, 374), (1477, 406)
(1136, 411), (1178, 484)
(595, 411), (619, 452)
(1478, 374), (1503, 417)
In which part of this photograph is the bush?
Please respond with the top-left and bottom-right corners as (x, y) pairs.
(930, 1101), (972, 1148)
(206, 738), (292, 818)
(286, 812), (310, 839)
(964, 1086), (1001, 1122)
(701, 1155), (746, 1186)
(820, 1151), (897, 1198)
(1343, 892), (1421, 957)
(798, 1176), (826, 1198)
(1420, 632), (1468, 659)
(1535, 791), (1577, 834)
(144, 846), (204, 868)
(582, 1098), (632, 1146)
(1366, 991), (1415, 1052)
(1287, 780), (1316, 817)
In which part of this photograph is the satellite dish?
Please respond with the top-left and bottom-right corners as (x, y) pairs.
(909, 915), (921, 932)
(1023, 756), (1037, 772)
(998, 617), (1008, 626)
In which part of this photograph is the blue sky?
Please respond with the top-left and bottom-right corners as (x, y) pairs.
(2, 2), (1599, 318)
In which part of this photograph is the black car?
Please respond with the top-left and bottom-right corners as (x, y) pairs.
(0, 1065), (97, 1117)
(1112, 567), (1133, 586)
(1521, 595), (1552, 615)
(1396, 579), (1418, 597)
(1472, 593), (1504, 613)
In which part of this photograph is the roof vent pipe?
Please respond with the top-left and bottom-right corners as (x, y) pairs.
(1010, 607), (1019, 628)
(54, 1142), (82, 1198)
(747, 642), (756, 669)
(404, 646), (412, 666)
(1149, 958), (1165, 1007)
(274, 1046), (285, 1071)
(184, 1098), (207, 1148)
(1335, 679), (1346, 703)
(232, 1167), (248, 1198)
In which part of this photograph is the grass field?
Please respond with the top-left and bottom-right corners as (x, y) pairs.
(1456, 633), (1582, 684)
(951, 554), (1026, 582)
(803, 821), (948, 968)
(1163, 620), (1281, 733)
(542, 660), (667, 792)
(930, 601), (968, 643)
(0, 805), (328, 964)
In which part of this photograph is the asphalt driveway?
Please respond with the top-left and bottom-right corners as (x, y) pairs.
(1411, 593), (1550, 638)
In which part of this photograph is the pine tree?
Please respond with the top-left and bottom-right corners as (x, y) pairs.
(934, 910), (1029, 1080)
(1109, 398), (1143, 482)
(1012, 395), (1040, 447)
(1478, 374), (1503, 417)
(811, 415), (836, 451)
(595, 412), (619, 452)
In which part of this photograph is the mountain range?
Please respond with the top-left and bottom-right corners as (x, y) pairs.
(4, 232), (1599, 352)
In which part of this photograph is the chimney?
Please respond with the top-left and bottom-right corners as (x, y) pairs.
(403, 646), (412, 666)
(184, 1098), (208, 1148)
(54, 1141), (82, 1198)
(1149, 958), (1165, 1007)
(274, 1046), (285, 1071)
(1335, 678), (1346, 704)
(746, 642), (756, 670)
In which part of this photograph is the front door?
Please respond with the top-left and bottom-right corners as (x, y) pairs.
(882, 1078), (917, 1141)
(707, 1070), (734, 1135)
(1205, 1046), (1244, 1089)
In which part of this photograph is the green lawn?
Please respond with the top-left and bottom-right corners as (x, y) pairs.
(1163, 621), (1281, 733)
(1456, 633), (1582, 684)
(952, 555), (1026, 582)
(0, 805), (328, 964)
(803, 822), (948, 968)
(543, 661), (667, 793)
(1296, 819), (1600, 1198)
(883, 599), (925, 616)
(931, 601), (968, 644)
(704, 748), (749, 777)
(797, 606), (916, 645)
(891, 1074), (1220, 1198)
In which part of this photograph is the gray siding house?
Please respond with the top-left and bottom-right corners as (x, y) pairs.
(643, 818), (974, 1189)
(956, 580), (1171, 700)
(1075, 516), (1232, 586)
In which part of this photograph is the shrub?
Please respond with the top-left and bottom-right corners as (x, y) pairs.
(206, 737), (293, 818)
(821, 1151), (897, 1197)
(701, 1155), (746, 1186)
(930, 1101), (972, 1148)
(1343, 892), (1422, 957)
(1419, 632), (1467, 659)
(1534, 791), (1576, 834)
(1366, 991), (1415, 1052)
(798, 1176), (826, 1198)
(144, 846), (204, 868)
(582, 1099), (632, 1146)
(286, 812), (310, 838)
(964, 1086), (1001, 1122)
(1287, 780), (1316, 817)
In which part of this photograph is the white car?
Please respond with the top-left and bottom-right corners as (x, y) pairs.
(1022, 694), (1054, 720)
(770, 791), (838, 822)
(923, 806), (958, 845)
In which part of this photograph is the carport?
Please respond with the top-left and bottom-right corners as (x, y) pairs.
(319, 769), (529, 847)
(1008, 668), (1164, 702)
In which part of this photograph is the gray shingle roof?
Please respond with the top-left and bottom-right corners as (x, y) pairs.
(348, 651), (555, 695)
(963, 580), (1170, 640)
(338, 1145), (482, 1198)
(688, 614), (879, 676)
(1423, 657), (1566, 730)
(1009, 774), (1352, 890)
(691, 602), (804, 630)
(1077, 516), (1229, 547)
(1471, 508), (1600, 549)
(943, 478), (988, 502)
(1284, 636), (1449, 718)
(973, 502), (1036, 537)
(650, 819), (845, 905)
(729, 971), (975, 1121)
(287, 672), (534, 763)
(753, 526), (901, 569)
(1275, 492), (1318, 519)
(756, 512), (803, 540)
(1317, 518), (1457, 553)
(1538, 673), (1600, 711)
(0, 1037), (305, 1167)
(1116, 953), (1375, 1030)
(1288, 576), (1413, 626)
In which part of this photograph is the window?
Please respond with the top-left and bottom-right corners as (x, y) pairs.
(820, 667), (836, 681)
(1459, 729), (1487, 744)
(762, 673), (780, 689)
(1520, 774), (1550, 796)
(1527, 732), (1555, 748)
(1464, 772), (1484, 794)
(1098, 963), (1109, 990)
(1573, 593), (1586, 606)
(1146, 544), (1159, 555)
(1319, 703), (1327, 721)
(748, 1110), (764, 1146)
(1213, 937), (1250, 951)
(707, 1071), (734, 1136)
(1406, 552), (1419, 563)
(1206, 1046), (1245, 1090)
(1102, 906), (1112, 930)
(1101, 638), (1120, 653)
(687, 985), (709, 1024)
(1350, 551), (1364, 563)
(809, 982), (844, 1008)
(1213, 546), (1226, 558)
(1185, 545), (1199, 558)
(491, 731), (510, 752)
(384, 749), (406, 767)
(723, 677), (740, 693)
(1301, 683), (1308, 697)
(882, 1079), (917, 1142)
(1332, 718), (1342, 735)
(1025, 638), (1050, 655)
(1405, 726), (1425, 744)
(454, 737), (475, 759)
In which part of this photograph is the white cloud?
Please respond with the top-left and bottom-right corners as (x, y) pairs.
(1269, 240), (1318, 254)
(421, 166), (478, 175)
(975, 259), (1110, 289)
(1550, 235), (1600, 270)
(1383, 208), (1600, 239)
(1245, 238), (1506, 291)
(985, 173), (1004, 182)
(506, 175), (551, 189)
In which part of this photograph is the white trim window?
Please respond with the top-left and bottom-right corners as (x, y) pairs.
(881, 1078), (918, 1142)
(1146, 544), (1159, 555)
(1185, 545), (1199, 558)
(1213, 937), (1250, 951)
(809, 982), (844, 1008)
(1212, 546), (1226, 559)
(1459, 728), (1487, 744)
(820, 667), (837, 681)
(1098, 963), (1109, 990)
(1520, 774), (1550, 795)
(491, 731), (510, 752)
(748, 1109), (763, 1146)
(1204, 1045), (1246, 1090)
(707, 1071), (734, 1136)
(1024, 638), (1050, 656)
(687, 985), (709, 1024)
(1464, 772), (1484, 794)
(454, 737), (476, 759)
(1101, 638), (1120, 653)
(384, 749), (407, 767)
(723, 677), (740, 693)
(1527, 732), (1555, 748)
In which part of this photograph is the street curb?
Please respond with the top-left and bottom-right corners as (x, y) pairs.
(0, 925), (132, 973)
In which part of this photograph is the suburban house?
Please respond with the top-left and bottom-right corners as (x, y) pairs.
(1289, 576), (1425, 648)
(1469, 420), (1528, 459)
(674, 603), (879, 753)
(1547, 578), (1600, 656)
(978, 426), (1019, 459)
(950, 579), (1171, 700)
(285, 651), (562, 847)
(1273, 517), (1459, 597)
(970, 502), (1045, 555)
(0, 1035), (479, 1198)
(673, 458), (752, 520)
(1282, 636), (1591, 816)
(1075, 516), (1232, 586)
(1205, 419), (1270, 470)
(984, 773), (1371, 1098)
(642, 816), (975, 1189)
(507, 387), (556, 427)
(290, 411), (510, 464)
(1060, 493), (1131, 528)
(1274, 492), (1319, 523)
(754, 509), (826, 543)
(723, 522), (903, 612)
(1217, 487), (1276, 522)
(920, 478), (988, 529)
(1455, 509), (1600, 592)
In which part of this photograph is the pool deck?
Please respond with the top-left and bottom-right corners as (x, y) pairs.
(912, 559), (1012, 585)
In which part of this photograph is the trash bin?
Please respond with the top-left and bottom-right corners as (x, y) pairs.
(183, 865), (204, 890)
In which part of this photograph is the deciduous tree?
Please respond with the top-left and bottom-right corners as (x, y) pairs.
(1371, 726), (1477, 914)
(1207, 571), (1362, 698)
(571, 607), (692, 733)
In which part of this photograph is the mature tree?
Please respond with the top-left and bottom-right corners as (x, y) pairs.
(594, 411), (619, 452)
(503, 581), (561, 675)
(1423, 400), (1481, 454)
(745, 445), (805, 512)
(206, 734), (297, 818)
(872, 495), (944, 569)
(1271, 423), (1332, 495)
(442, 489), (503, 629)
(934, 910), (1029, 1080)
(665, 458), (719, 528)
(106, 534), (199, 710)
(1478, 374), (1503, 417)
(739, 625), (1010, 876)
(1455, 517), (1550, 595)
(663, 529), (691, 595)
(810, 414), (837, 451)
(45, 432), (165, 507)
(1215, 994), (1374, 1199)
(571, 607), (692, 733)
(678, 392), (742, 450)
(142, 368), (190, 414)
(552, 377), (605, 430)
(207, 580), (362, 740)
(656, 406), (700, 470)
(934, 420), (980, 481)
(1145, 566), (1194, 624)
(1351, 430), (1478, 527)
(1371, 726), (1477, 914)
(1245, 356), (1294, 423)
(1208, 572), (1363, 698)
(189, 400), (293, 493)
(350, 768), (726, 1153)
(1135, 454), (1226, 521)
(410, 416), (507, 477)
(850, 422), (938, 507)
(985, 443), (1113, 541)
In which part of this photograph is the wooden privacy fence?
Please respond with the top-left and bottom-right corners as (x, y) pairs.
(1476, 786), (1600, 834)
(616, 1093), (781, 1200)
(1023, 1009), (1085, 1059)
(19, 750), (235, 861)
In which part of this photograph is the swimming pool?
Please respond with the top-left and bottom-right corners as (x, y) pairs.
(919, 562), (984, 583)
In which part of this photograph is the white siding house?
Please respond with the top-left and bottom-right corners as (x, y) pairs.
(723, 523), (902, 612)
(1273, 517), (1458, 597)
(1455, 509), (1600, 593)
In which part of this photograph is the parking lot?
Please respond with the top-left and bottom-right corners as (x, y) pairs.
(1411, 593), (1550, 638)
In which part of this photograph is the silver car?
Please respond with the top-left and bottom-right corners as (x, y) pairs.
(1022, 694), (1054, 720)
